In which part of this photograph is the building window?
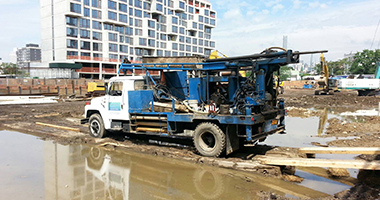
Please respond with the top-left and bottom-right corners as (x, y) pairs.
(66, 16), (78, 26)
(84, 0), (90, 6)
(188, 6), (193, 13)
(198, 24), (204, 30)
(148, 39), (155, 47)
(179, 44), (184, 51)
(172, 51), (178, 56)
(198, 16), (203, 22)
(186, 45), (191, 52)
(66, 27), (78, 37)
(198, 32), (203, 38)
(179, 1), (185, 9)
(80, 29), (90, 39)
(93, 43), (102, 51)
(92, 21), (102, 30)
(109, 33), (118, 42)
(148, 20), (155, 28)
(156, 3), (163, 12)
(104, 23), (114, 30)
(67, 39), (78, 49)
(204, 10), (209, 16)
(172, 17), (178, 24)
(172, 25), (178, 33)
(179, 27), (185, 34)
(205, 17), (209, 24)
(109, 43), (118, 52)
(144, 11), (150, 18)
(134, 9), (142, 17)
(143, 2), (150, 10)
(172, 43), (178, 50)
(125, 27), (133, 35)
(148, 30), (155, 38)
(210, 41), (215, 47)
(135, 28), (142, 36)
(135, 48), (143, 56)
(93, 53), (102, 58)
(93, 31), (102, 40)
(108, 0), (117, 10)
(109, 54), (118, 60)
(135, 19), (142, 27)
(210, 19), (215, 25)
(157, 50), (163, 56)
(205, 27), (211, 34)
(199, 39), (203, 45)
(92, 0), (101, 8)
(160, 34), (167, 40)
(139, 38), (146, 46)
(80, 41), (91, 50)
(119, 3), (128, 13)
(84, 8), (90, 17)
(70, 3), (81, 14)
(67, 51), (78, 56)
(179, 36), (184, 43)
(120, 45), (128, 53)
(119, 14), (128, 23)
(192, 38), (197, 45)
(198, 47), (203, 53)
(192, 22), (197, 29)
(108, 11), (117, 20)
(79, 18), (90, 28)
(165, 51), (171, 56)
(125, 36), (133, 44)
(192, 46), (197, 52)
(134, 0), (142, 8)
(185, 37), (191, 44)
(92, 10), (102, 19)
(115, 26), (124, 34)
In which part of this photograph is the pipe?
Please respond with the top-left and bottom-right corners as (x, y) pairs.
(131, 116), (167, 120)
(136, 127), (167, 133)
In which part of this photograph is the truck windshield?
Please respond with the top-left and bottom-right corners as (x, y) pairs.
(109, 82), (123, 96)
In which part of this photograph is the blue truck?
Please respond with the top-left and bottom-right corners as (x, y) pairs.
(81, 48), (322, 157)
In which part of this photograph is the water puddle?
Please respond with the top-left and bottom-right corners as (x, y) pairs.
(0, 130), (354, 199)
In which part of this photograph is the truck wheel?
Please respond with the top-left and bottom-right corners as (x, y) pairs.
(193, 122), (225, 157)
(89, 114), (106, 138)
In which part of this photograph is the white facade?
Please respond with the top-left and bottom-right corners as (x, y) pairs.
(40, 0), (217, 78)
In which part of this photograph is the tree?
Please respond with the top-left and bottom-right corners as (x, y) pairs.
(279, 66), (293, 81)
(314, 58), (351, 76)
(0, 62), (21, 75)
(349, 49), (380, 74)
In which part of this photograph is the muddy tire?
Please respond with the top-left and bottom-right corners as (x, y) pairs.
(193, 122), (225, 157)
(89, 114), (106, 138)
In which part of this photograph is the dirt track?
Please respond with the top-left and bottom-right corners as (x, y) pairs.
(1, 89), (380, 199)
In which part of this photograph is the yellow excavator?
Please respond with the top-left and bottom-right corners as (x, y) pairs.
(314, 53), (337, 95)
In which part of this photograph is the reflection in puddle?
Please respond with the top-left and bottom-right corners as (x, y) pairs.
(1, 130), (357, 199)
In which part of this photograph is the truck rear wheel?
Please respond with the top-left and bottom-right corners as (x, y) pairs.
(89, 114), (106, 138)
(193, 122), (225, 157)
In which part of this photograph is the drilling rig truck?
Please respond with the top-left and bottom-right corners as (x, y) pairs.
(81, 48), (325, 157)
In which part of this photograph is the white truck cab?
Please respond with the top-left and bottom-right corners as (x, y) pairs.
(82, 76), (145, 137)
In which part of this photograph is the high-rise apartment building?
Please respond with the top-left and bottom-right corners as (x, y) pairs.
(40, 0), (216, 79)
(16, 44), (42, 72)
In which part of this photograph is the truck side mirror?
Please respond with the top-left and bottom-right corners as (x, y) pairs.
(105, 83), (109, 95)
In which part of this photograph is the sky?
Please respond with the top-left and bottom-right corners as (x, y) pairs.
(0, 0), (380, 65)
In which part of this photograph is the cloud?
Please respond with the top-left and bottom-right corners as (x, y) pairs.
(309, 1), (328, 9)
(293, 0), (302, 9)
(272, 4), (284, 12)
(211, 0), (380, 63)
(264, 0), (282, 7)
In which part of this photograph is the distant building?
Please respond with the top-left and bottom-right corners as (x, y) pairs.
(16, 44), (42, 73)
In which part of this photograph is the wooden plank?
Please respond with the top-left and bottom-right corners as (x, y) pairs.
(36, 122), (80, 132)
(34, 113), (60, 118)
(299, 147), (380, 155)
(256, 156), (380, 170)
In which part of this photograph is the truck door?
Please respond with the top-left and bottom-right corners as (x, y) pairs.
(107, 81), (130, 120)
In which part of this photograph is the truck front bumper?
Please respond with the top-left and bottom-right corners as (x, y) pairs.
(81, 118), (89, 124)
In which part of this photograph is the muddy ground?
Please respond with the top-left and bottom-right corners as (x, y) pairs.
(0, 89), (379, 199)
